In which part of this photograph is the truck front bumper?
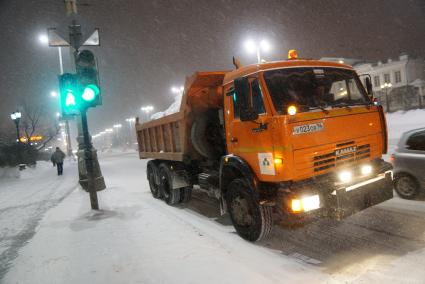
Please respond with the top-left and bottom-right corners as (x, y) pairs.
(326, 171), (393, 220)
(276, 171), (393, 221)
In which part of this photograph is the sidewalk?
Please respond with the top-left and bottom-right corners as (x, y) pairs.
(3, 154), (326, 284)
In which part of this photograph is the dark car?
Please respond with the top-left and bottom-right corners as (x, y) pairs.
(391, 128), (425, 199)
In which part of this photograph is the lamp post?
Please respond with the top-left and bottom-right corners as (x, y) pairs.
(39, 34), (73, 156)
(125, 117), (136, 146)
(381, 82), (392, 112)
(244, 39), (271, 63)
(10, 111), (22, 143)
(113, 124), (122, 147)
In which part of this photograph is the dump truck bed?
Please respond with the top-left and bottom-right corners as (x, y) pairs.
(135, 71), (227, 161)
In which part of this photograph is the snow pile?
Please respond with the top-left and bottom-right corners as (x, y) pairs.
(386, 109), (425, 140)
(150, 93), (183, 120)
(0, 167), (20, 179)
(19, 161), (53, 180)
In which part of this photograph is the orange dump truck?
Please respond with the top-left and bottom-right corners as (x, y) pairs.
(135, 55), (393, 241)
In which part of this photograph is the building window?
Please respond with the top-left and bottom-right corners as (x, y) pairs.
(395, 71), (401, 83)
(373, 76), (380, 87)
(384, 73), (391, 83)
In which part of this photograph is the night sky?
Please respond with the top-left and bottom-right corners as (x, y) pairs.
(1, 0), (424, 134)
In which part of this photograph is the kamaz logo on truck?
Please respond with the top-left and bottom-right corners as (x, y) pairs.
(335, 146), (357, 156)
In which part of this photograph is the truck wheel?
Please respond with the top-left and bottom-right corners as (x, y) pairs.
(147, 161), (161, 199)
(226, 178), (273, 242)
(180, 187), (192, 203)
(394, 174), (419, 199)
(159, 164), (181, 205)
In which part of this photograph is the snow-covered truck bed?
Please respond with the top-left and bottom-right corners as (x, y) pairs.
(135, 71), (227, 161)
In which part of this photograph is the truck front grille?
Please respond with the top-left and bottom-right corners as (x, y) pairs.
(313, 143), (370, 172)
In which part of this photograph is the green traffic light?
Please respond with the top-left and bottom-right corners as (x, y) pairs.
(82, 84), (100, 102)
(65, 91), (76, 107)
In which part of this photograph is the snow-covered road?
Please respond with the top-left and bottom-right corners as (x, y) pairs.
(1, 151), (425, 283)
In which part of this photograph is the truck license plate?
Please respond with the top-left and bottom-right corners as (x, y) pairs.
(293, 122), (324, 135)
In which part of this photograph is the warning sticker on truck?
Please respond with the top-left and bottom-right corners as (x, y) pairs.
(258, 153), (275, 175)
(292, 122), (324, 135)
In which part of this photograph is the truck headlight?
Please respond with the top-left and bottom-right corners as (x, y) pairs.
(361, 164), (372, 175)
(338, 170), (352, 183)
(291, 195), (320, 213)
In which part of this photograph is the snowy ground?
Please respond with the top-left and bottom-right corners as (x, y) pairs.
(386, 109), (425, 155)
(0, 160), (78, 280)
(0, 109), (424, 283)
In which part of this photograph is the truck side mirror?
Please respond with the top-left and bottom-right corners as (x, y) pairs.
(234, 77), (259, 122)
(365, 77), (373, 98)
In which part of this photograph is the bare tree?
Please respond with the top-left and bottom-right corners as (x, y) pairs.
(20, 101), (60, 151)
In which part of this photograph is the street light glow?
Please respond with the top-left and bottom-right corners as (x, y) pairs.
(171, 86), (184, 94)
(244, 39), (256, 54)
(244, 38), (272, 63)
(39, 34), (48, 45)
(141, 105), (154, 112)
(381, 82), (392, 89)
(51, 91), (58, 97)
(11, 111), (22, 120)
(260, 40), (271, 52)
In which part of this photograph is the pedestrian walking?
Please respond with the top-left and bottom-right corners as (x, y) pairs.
(50, 147), (66, 176)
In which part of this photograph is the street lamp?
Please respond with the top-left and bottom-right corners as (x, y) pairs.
(125, 117), (136, 145)
(38, 34), (48, 45)
(141, 105), (154, 122)
(381, 82), (393, 112)
(244, 39), (271, 63)
(38, 33), (64, 74)
(10, 111), (22, 143)
(171, 86), (184, 94)
(39, 34), (73, 156)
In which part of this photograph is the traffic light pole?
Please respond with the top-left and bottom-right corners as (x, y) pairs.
(65, 120), (73, 157)
(80, 109), (99, 210)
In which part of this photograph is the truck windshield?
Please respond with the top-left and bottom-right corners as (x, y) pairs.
(263, 67), (370, 114)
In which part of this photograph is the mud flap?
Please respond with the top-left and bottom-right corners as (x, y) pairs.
(328, 172), (393, 220)
(219, 196), (227, 216)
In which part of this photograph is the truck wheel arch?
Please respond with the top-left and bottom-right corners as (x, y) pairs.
(219, 155), (258, 197)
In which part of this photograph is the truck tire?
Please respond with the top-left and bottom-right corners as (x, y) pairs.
(147, 161), (161, 199)
(226, 178), (273, 242)
(159, 164), (181, 205)
(180, 187), (192, 203)
(394, 173), (419, 200)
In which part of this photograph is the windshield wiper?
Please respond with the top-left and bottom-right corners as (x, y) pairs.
(309, 105), (329, 114)
(331, 102), (369, 109)
(331, 103), (351, 110)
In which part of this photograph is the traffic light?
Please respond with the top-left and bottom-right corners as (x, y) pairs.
(76, 50), (102, 108)
(59, 73), (80, 116)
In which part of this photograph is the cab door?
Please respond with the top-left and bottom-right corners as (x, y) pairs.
(224, 77), (276, 181)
